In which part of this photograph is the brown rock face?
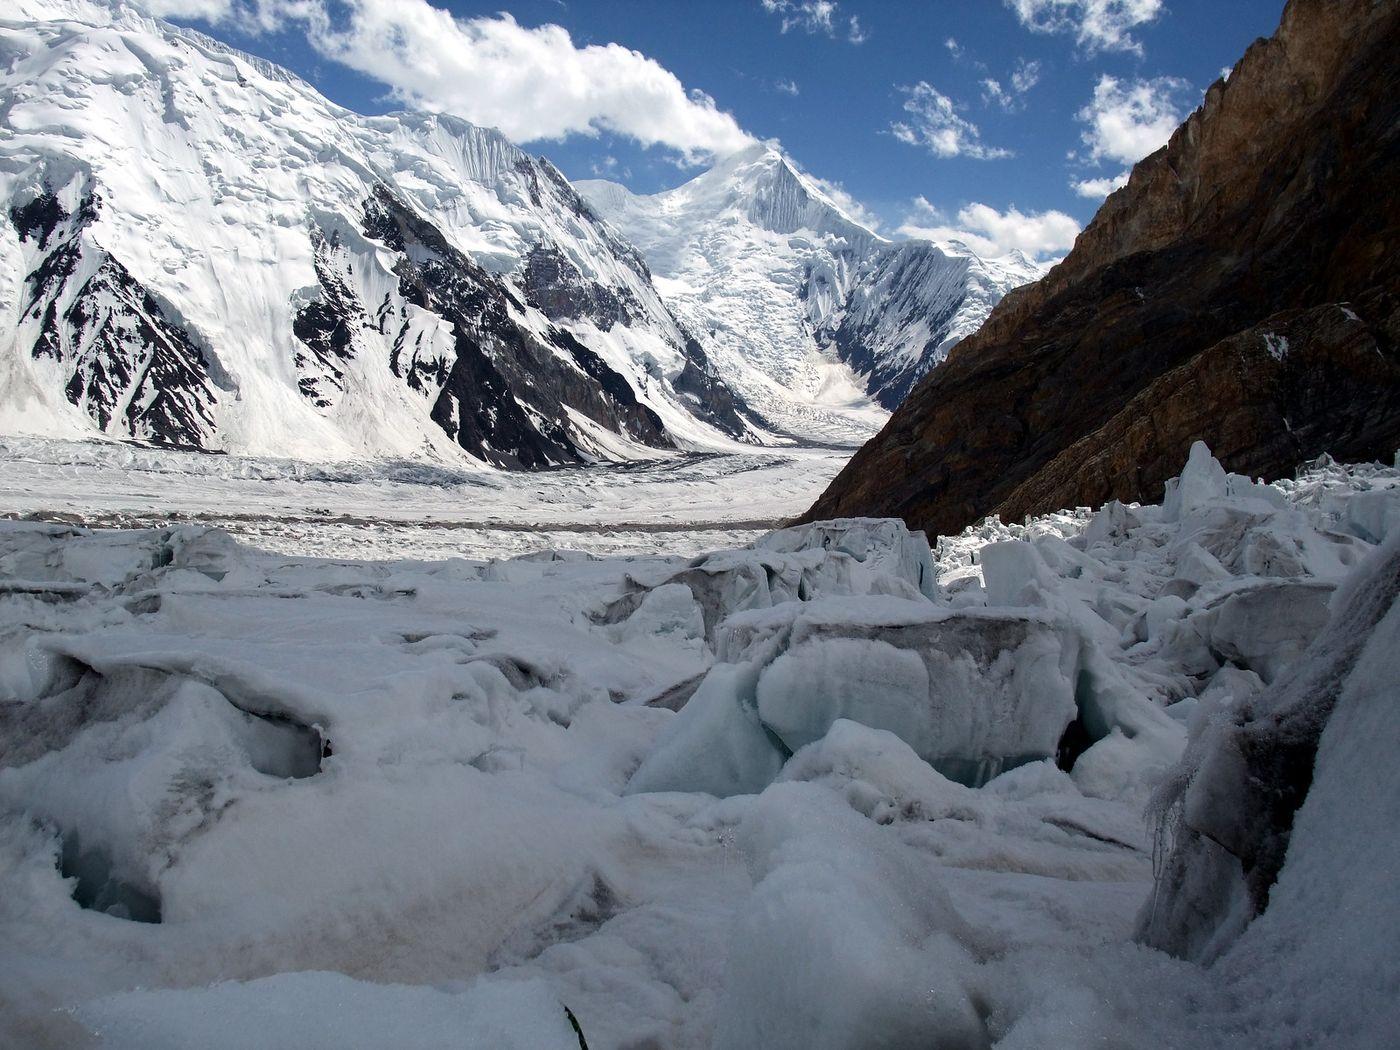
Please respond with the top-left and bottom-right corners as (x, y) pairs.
(805, 0), (1400, 537)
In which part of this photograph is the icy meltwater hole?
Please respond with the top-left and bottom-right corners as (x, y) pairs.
(0, 441), (1396, 1048)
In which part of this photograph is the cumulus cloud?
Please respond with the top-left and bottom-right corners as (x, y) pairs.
(1076, 73), (1191, 165)
(775, 78), (801, 96)
(805, 173), (882, 231)
(317, 1), (754, 162)
(1072, 171), (1130, 198)
(760, 1), (866, 44)
(897, 197), (1080, 262)
(891, 83), (1011, 160)
(982, 58), (1041, 112)
(1068, 74), (1192, 197)
(150, 0), (754, 164)
(1005, 0), (1164, 55)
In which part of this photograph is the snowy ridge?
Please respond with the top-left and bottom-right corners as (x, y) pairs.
(0, 0), (760, 465)
(579, 145), (1041, 437)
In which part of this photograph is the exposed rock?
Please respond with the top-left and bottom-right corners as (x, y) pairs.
(806, 0), (1400, 536)
(357, 185), (672, 468)
(292, 228), (365, 410)
(673, 337), (755, 439)
(10, 190), (219, 449)
(522, 244), (638, 330)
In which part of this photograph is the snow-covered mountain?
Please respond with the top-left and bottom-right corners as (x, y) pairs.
(579, 146), (1042, 441)
(0, 0), (758, 466)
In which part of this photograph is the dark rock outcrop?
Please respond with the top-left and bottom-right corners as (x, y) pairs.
(521, 244), (639, 330)
(673, 337), (754, 439)
(292, 228), (365, 410)
(292, 185), (673, 468)
(11, 190), (219, 449)
(805, 0), (1400, 536)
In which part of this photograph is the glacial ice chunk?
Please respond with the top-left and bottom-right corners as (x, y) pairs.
(1199, 579), (1333, 682)
(981, 540), (1057, 607)
(713, 782), (985, 1050)
(1342, 488), (1400, 544)
(752, 517), (937, 600)
(1163, 441), (1230, 522)
(608, 581), (705, 654)
(625, 663), (784, 797)
(756, 638), (932, 756)
(725, 598), (1079, 787)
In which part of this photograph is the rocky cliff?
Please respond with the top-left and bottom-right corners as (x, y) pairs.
(805, 0), (1400, 535)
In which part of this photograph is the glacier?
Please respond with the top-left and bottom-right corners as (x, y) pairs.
(2, 441), (1398, 1047)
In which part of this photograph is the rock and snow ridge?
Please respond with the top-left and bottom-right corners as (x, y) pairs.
(0, 0), (764, 467)
(2, 442), (1397, 1047)
(578, 144), (1043, 442)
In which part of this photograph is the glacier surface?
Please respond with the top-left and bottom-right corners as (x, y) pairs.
(1, 434), (1398, 1048)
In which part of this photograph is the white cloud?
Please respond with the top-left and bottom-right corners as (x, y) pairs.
(805, 172), (881, 231)
(1076, 73), (1192, 166)
(1011, 58), (1042, 94)
(982, 79), (1012, 110)
(944, 36), (963, 58)
(134, 0), (236, 18)
(897, 196), (1080, 262)
(1072, 171), (1130, 197)
(1005, 0), (1164, 55)
(160, 0), (754, 164)
(760, 0), (866, 44)
(775, 78), (801, 96)
(891, 83), (1011, 160)
(317, 2), (755, 162)
(982, 58), (1041, 111)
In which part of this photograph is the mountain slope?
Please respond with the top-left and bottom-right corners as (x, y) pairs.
(578, 146), (1041, 443)
(0, 0), (757, 465)
(806, 0), (1400, 535)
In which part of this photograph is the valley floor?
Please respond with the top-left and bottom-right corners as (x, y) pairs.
(0, 438), (854, 561)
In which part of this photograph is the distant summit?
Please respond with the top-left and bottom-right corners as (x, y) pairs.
(579, 144), (1041, 442)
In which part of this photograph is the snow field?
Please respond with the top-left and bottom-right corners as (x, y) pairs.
(0, 442), (1397, 1046)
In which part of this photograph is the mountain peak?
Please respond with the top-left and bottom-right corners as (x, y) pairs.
(0, 0), (762, 461)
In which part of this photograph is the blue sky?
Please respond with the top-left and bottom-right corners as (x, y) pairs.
(155, 0), (1285, 258)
